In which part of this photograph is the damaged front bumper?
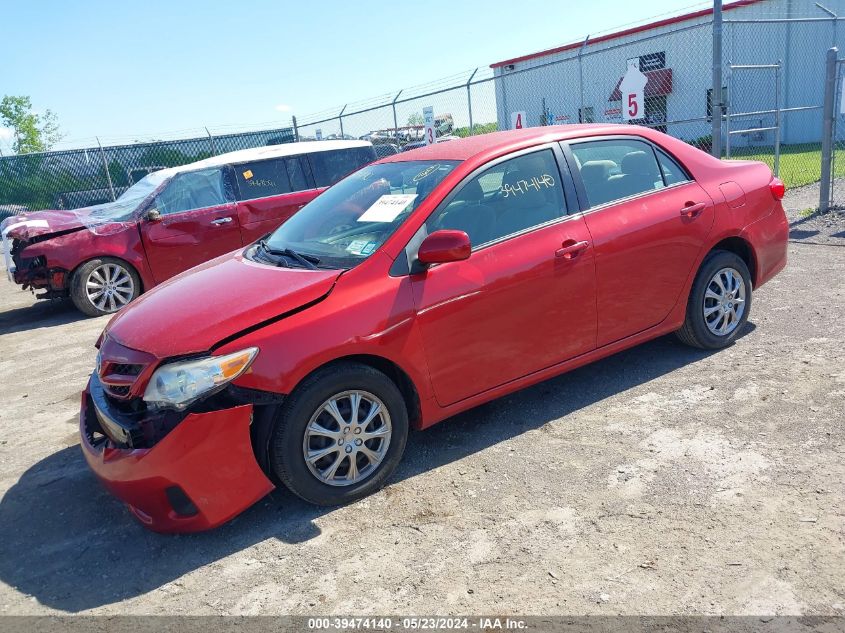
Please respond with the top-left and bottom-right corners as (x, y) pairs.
(2, 232), (67, 296)
(79, 374), (275, 533)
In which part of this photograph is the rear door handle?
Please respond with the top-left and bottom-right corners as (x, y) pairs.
(680, 202), (706, 218)
(555, 240), (590, 259)
(211, 217), (233, 225)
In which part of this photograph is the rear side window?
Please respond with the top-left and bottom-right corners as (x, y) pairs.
(309, 146), (377, 187)
(570, 139), (665, 208)
(656, 148), (689, 186)
(428, 149), (567, 247)
(286, 157), (311, 192)
(234, 159), (292, 201)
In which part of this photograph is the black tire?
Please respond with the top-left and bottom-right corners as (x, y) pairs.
(70, 257), (142, 317)
(270, 362), (409, 505)
(676, 249), (752, 350)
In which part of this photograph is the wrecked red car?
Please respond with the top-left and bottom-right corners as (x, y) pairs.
(2, 140), (376, 316)
(80, 125), (788, 532)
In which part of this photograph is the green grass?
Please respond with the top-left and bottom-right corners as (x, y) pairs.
(726, 143), (845, 189)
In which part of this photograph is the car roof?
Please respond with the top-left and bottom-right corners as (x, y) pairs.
(191, 139), (371, 168)
(377, 124), (645, 163)
(152, 140), (373, 181)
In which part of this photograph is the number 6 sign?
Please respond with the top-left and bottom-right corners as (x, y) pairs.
(620, 61), (647, 122)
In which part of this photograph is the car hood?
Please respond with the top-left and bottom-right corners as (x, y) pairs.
(0, 209), (89, 240)
(1, 197), (142, 241)
(105, 250), (343, 358)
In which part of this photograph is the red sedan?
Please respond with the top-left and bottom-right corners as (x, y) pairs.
(79, 125), (788, 532)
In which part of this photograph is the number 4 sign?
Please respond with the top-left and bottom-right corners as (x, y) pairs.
(620, 61), (647, 122)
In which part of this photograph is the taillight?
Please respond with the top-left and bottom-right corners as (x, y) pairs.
(770, 177), (786, 201)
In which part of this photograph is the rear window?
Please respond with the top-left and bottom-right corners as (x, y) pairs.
(309, 146), (377, 187)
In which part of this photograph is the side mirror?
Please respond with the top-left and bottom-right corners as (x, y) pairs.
(146, 208), (162, 222)
(417, 230), (471, 266)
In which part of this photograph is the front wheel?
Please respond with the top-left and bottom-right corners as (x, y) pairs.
(270, 362), (409, 505)
(70, 257), (141, 317)
(676, 250), (752, 350)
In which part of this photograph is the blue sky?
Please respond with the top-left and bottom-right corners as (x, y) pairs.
(2, 0), (709, 152)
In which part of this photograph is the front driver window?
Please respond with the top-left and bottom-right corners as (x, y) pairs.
(154, 168), (232, 216)
(426, 149), (567, 247)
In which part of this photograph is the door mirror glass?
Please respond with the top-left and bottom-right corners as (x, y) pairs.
(146, 208), (162, 222)
(417, 230), (471, 265)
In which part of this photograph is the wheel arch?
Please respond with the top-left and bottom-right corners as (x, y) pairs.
(293, 353), (423, 430)
(709, 236), (758, 287)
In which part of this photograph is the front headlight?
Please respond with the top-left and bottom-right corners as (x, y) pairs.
(143, 347), (259, 409)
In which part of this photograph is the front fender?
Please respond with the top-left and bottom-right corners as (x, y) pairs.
(22, 224), (154, 291)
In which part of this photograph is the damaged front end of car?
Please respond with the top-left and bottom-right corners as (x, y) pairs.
(79, 334), (280, 532)
(3, 226), (86, 298)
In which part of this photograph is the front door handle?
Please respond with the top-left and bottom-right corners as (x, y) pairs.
(211, 217), (233, 225)
(680, 202), (706, 218)
(555, 240), (590, 259)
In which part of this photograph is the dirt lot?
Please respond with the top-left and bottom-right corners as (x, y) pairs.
(0, 197), (842, 616)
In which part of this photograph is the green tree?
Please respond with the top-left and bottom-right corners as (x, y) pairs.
(453, 122), (498, 138)
(407, 112), (425, 126)
(0, 95), (64, 154)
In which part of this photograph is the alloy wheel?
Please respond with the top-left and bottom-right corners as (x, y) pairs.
(703, 266), (746, 336)
(85, 263), (135, 313)
(302, 390), (392, 487)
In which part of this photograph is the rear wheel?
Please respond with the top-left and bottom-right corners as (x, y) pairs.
(270, 362), (409, 505)
(70, 257), (141, 317)
(676, 250), (752, 350)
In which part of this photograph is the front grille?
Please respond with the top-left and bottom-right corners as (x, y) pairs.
(111, 363), (142, 376)
(100, 361), (147, 400)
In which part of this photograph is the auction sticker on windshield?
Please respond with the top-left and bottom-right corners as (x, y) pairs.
(357, 194), (417, 223)
(345, 239), (378, 255)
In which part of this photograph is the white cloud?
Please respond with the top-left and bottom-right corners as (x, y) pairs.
(0, 127), (13, 141)
(274, 104), (292, 113)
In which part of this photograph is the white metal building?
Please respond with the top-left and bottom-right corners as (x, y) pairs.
(491, 0), (845, 147)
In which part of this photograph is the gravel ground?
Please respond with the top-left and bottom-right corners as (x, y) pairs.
(0, 198), (842, 616)
(781, 178), (845, 247)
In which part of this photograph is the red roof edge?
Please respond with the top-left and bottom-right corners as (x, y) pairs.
(490, 0), (763, 69)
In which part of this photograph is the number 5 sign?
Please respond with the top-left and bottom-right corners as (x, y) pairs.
(620, 61), (647, 122)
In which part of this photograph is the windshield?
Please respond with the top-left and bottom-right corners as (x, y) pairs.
(79, 170), (171, 223)
(262, 160), (459, 268)
(117, 170), (170, 204)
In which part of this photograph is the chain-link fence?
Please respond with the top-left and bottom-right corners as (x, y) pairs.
(722, 14), (838, 191)
(832, 57), (845, 208)
(819, 48), (845, 210)
(2, 0), (843, 216)
(0, 127), (294, 216)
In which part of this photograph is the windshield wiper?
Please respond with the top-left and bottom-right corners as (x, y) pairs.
(258, 240), (320, 269)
